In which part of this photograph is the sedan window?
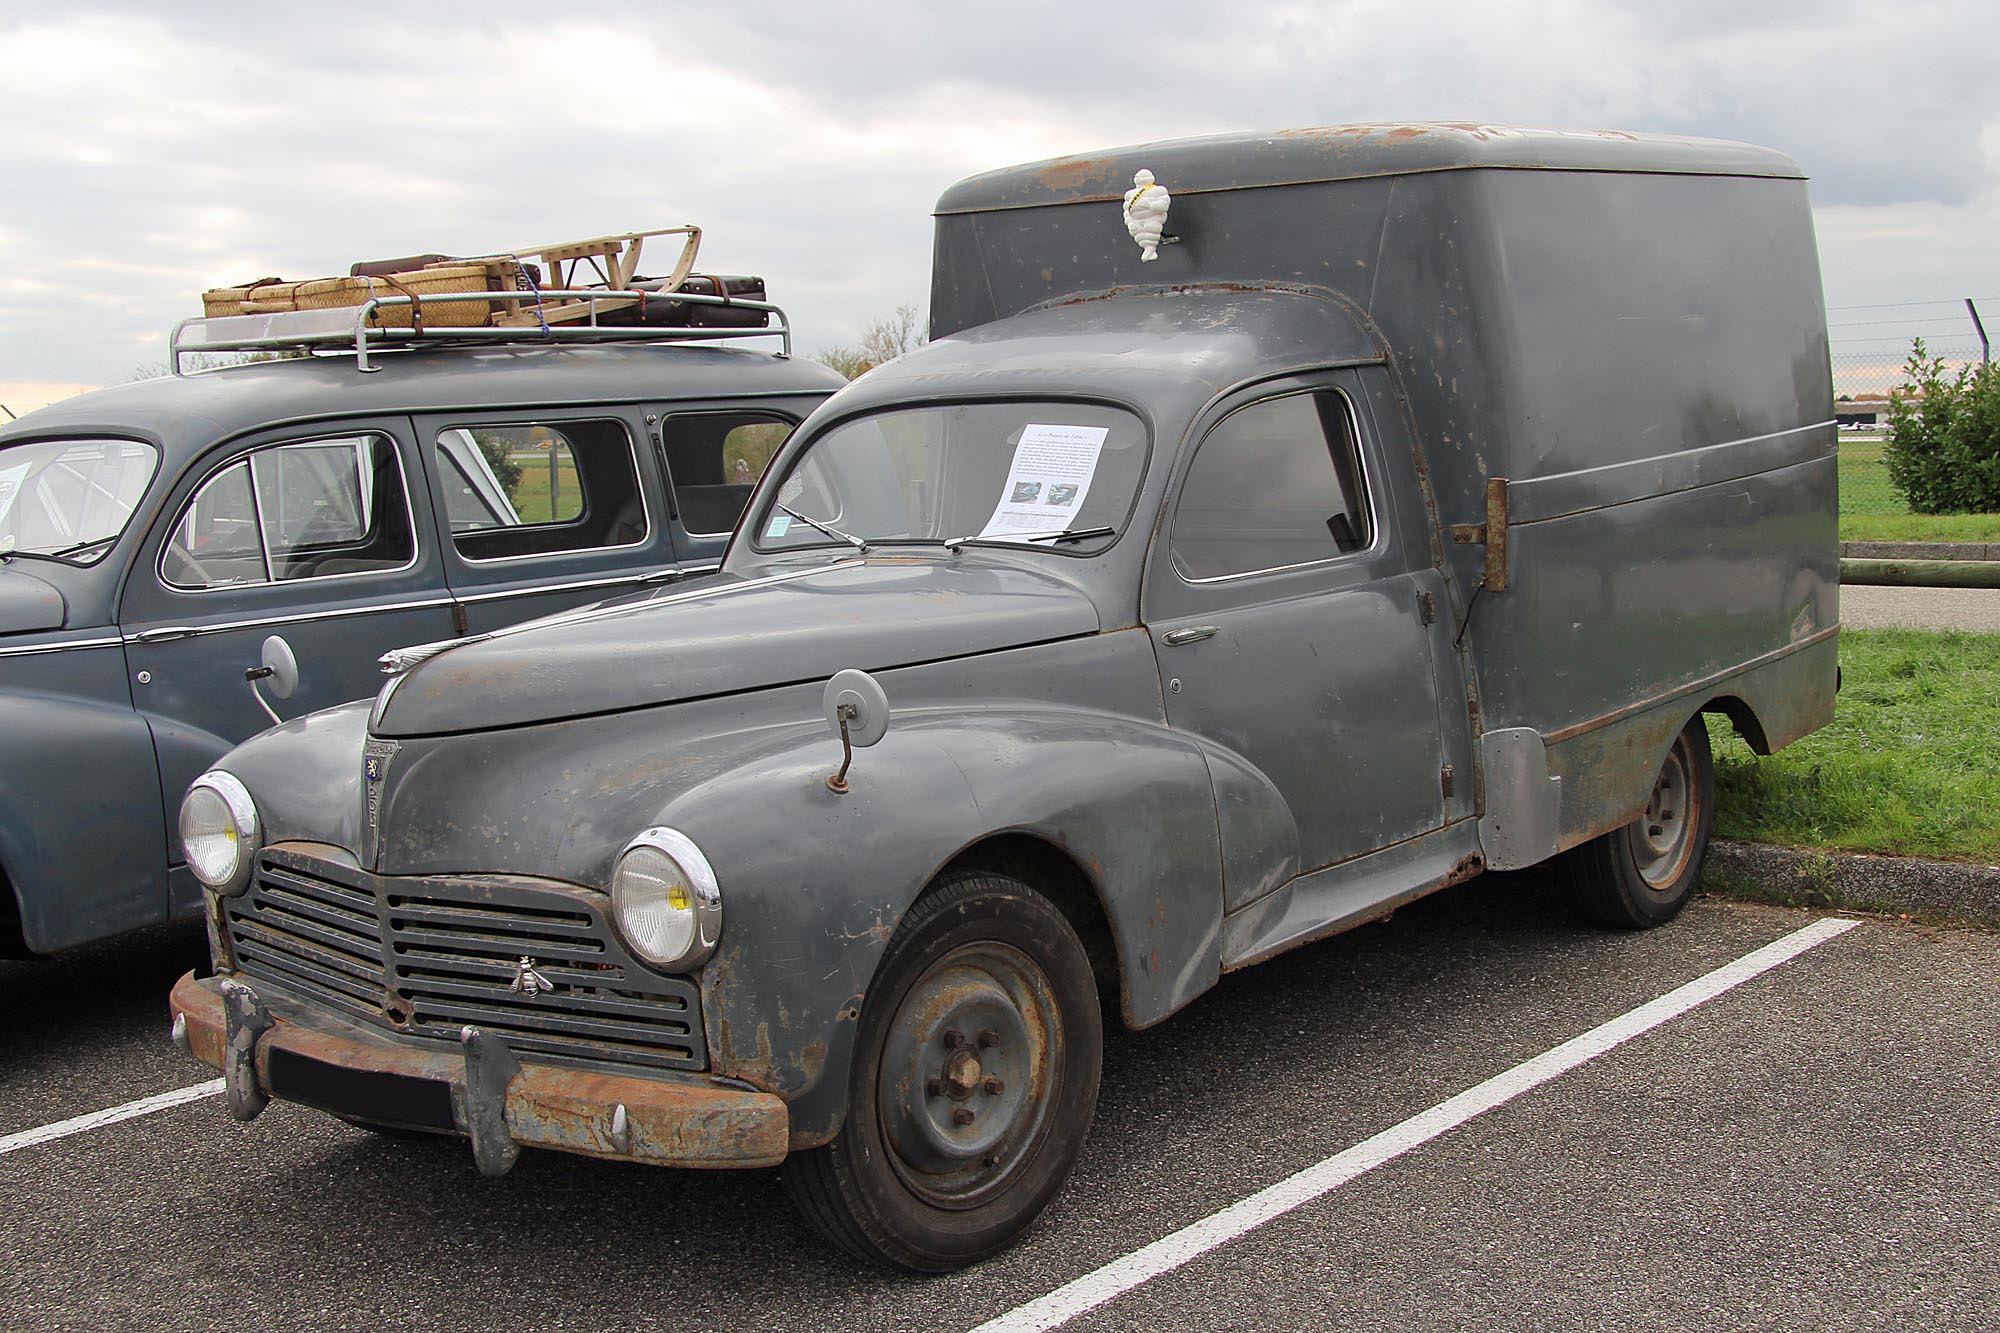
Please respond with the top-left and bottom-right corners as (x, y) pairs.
(163, 434), (415, 589)
(433, 420), (647, 562)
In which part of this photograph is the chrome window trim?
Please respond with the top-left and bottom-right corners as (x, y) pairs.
(123, 594), (457, 645)
(436, 418), (654, 567)
(450, 562), (718, 605)
(0, 634), (124, 659)
(1168, 387), (1383, 586)
(157, 430), (423, 595)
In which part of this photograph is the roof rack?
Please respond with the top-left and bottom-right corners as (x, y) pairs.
(169, 286), (793, 374)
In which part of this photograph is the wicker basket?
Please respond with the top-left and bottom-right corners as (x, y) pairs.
(201, 278), (284, 318)
(289, 261), (526, 329)
(204, 260), (534, 328)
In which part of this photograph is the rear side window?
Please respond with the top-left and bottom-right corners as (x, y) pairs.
(163, 434), (415, 589)
(1171, 391), (1372, 581)
(662, 412), (793, 536)
(433, 420), (645, 561)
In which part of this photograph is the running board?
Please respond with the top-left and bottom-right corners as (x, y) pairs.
(1220, 820), (1487, 970)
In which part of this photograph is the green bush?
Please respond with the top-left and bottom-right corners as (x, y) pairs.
(1883, 339), (2000, 514)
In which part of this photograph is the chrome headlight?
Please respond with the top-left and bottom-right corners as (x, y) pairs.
(610, 827), (722, 972)
(180, 771), (259, 895)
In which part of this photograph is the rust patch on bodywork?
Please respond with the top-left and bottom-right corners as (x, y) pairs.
(1037, 156), (1120, 195)
(169, 971), (787, 1168)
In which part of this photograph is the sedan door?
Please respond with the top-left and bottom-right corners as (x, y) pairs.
(651, 400), (817, 568)
(413, 407), (684, 635)
(122, 419), (457, 860)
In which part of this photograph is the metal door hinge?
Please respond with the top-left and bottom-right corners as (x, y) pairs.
(1418, 591), (1437, 625)
(1448, 476), (1511, 592)
(1441, 764), (1456, 799)
(451, 603), (470, 636)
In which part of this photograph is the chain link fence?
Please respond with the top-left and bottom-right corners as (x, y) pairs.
(1829, 298), (1992, 403)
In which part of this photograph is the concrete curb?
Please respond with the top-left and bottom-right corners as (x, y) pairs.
(1702, 839), (2000, 927)
(1841, 540), (2000, 562)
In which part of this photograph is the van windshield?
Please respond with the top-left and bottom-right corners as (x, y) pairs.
(752, 402), (1146, 554)
(0, 438), (159, 564)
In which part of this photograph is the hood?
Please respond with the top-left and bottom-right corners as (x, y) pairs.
(0, 565), (65, 635)
(374, 557), (1102, 737)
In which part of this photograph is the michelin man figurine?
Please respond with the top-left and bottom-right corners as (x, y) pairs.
(1122, 169), (1171, 262)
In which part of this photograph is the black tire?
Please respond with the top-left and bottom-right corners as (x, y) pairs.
(785, 868), (1103, 1272)
(1563, 717), (1715, 929)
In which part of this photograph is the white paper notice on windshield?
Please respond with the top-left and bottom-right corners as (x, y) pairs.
(977, 424), (1109, 538)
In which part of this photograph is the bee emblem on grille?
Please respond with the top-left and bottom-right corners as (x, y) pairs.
(510, 956), (555, 996)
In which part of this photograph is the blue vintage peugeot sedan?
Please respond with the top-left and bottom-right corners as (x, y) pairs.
(1, 326), (841, 955)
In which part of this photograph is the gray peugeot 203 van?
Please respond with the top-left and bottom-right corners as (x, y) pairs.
(168, 124), (1839, 1270)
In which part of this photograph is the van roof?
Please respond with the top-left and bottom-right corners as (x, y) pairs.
(935, 122), (1804, 215)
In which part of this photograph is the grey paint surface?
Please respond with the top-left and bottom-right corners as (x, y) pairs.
(0, 342), (839, 953)
(189, 127), (1837, 1179)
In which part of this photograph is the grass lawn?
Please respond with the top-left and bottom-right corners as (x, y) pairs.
(1838, 436), (2000, 543)
(1709, 628), (2000, 863)
(506, 454), (581, 525)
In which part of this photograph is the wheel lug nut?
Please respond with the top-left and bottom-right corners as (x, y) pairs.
(984, 1076), (1004, 1094)
(952, 1107), (975, 1126)
(977, 1029), (1000, 1049)
(983, 1154), (999, 1168)
(944, 1029), (967, 1049)
(926, 1077), (942, 1097)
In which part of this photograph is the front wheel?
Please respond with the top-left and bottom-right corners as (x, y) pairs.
(785, 868), (1103, 1271)
(1562, 717), (1715, 929)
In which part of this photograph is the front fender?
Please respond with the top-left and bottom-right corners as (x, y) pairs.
(0, 685), (166, 952)
(663, 708), (1222, 1149)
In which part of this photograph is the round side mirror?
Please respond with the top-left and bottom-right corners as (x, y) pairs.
(261, 634), (299, 701)
(823, 668), (889, 747)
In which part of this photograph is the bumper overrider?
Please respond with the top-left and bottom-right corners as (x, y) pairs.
(170, 971), (788, 1173)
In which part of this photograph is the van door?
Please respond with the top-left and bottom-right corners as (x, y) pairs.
(1144, 376), (1448, 902)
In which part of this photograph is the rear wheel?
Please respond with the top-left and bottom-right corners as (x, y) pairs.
(785, 868), (1103, 1271)
(1563, 718), (1715, 928)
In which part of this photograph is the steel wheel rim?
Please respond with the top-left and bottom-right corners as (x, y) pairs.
(876, 940), (1061, 1210)
(1630, 734), (1697, 889)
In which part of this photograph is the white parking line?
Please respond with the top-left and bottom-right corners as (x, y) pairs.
(972, 915), (1861, 1333)
(0, 1080), (225, 1158)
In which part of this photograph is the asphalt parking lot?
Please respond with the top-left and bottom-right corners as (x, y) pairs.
(3, 875), (1994, 1333)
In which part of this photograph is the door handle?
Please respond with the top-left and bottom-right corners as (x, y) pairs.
(132, 626), (197, 643)
(1161, 625), (1219, 646)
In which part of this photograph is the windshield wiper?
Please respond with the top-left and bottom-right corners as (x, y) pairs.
(944, 526), (1115, 553)
(0, 534), (119, 565)
(776, 504), (869, 554)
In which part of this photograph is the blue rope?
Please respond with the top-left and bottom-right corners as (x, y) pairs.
(505, 255), (553, 337)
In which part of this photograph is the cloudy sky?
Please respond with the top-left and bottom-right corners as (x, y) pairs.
(3, 0), (1996, 413)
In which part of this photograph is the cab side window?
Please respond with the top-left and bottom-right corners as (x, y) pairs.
(433, 419), (646, 561)
(1171, 391), (1372, 581)
(661, 413), (794, 537)
(163, 434), (414, 589)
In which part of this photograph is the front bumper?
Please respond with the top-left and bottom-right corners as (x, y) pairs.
(170, 971), (788, 1173)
